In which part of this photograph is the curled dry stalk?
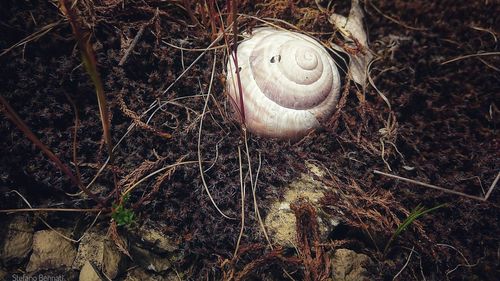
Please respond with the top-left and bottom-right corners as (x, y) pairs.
(198, 50), (234, 219)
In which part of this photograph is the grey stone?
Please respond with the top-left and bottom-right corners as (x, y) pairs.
(123, 267), (178, 281)
(26, 229), (77, 272)
(130, 244), (173, 273)
(0, 215), (34, 265)
(72, 230), (127, 279)
(128, 223), (182, 273)
(79, 261), (103, 281)
(331, 249), (372, 281)
(102, 239), (127, 279)
(134, 225), (177, 253)
(73, 231), (105, 270)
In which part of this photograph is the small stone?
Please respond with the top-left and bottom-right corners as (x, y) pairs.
(130, 245), (173, 273)
(0, 215), (34, 265)
(135, 226), (177, 253)
(124, 267), (178, 281)
(102, 239), (127, 279)
(331, 249), (373, 281)
(128, 223), (182, 273)
(124, 267), (159, 281)
(72, 230), (127, 279)
(73, 231), (105, 270)
(26, 229), (77, 272)
(265, 165), (339, 247)
(79, 261), (103, 281)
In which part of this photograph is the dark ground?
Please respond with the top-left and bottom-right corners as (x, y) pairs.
(0, 0), (499, 280)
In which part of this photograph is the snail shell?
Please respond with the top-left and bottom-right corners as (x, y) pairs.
(226, 27), (341, 139)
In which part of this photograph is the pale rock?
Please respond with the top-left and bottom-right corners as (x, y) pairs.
(79, 261), (103, 281)
(124, 267), (178, 281)
(102, 239), (127, 279)
(134, 225), (177, 253)
(130, 245), (173, 273)
(0, 215), (34, 265)
(129, 223), (182, 273)
(73, 232), (105, 270)
(264, 163), (340, 247)
(72, 230), (127, 279)
(26, 229), (77, 272)
(331, 248), (373, 281)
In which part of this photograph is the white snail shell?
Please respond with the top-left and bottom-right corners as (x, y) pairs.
(226, 27), (341, 139)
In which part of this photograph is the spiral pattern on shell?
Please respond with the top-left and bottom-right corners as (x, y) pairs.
(226, 27), (341, 138)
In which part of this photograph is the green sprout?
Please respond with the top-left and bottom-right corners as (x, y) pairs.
(384, 203), (446, 255)
(112, 194), (136, 227)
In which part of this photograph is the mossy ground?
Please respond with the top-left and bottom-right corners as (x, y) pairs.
(0, 1), (498, 280)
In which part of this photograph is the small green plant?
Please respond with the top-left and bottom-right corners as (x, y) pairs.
(112, 194), (136, 227)
(384, 203), (446, 255)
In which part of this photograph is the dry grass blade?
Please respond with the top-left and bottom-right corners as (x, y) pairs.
(117, 91), (172, 139)
(59, 0), (118, 201)
(9, 190), (102, 243)
(233, 145), (246, 258)
(122, 160), (199, 197)
(251, 150), (273, 249)
(64, 93), (83, 189)
(368, 1), (428, 31)
(0, 20), (63, 57)
(229, 0), (245, 124)
(58, 0), (115, 177)
(181, 0), (201, 27)
(440, 51), (500, 65)
(393, 246), (415, 280)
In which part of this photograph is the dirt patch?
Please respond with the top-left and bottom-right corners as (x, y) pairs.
(0, 0), (498, 280)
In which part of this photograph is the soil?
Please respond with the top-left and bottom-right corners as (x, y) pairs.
(0, 0), (498, 280)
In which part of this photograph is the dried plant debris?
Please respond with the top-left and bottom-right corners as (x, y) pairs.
(329, 0), (374, 88)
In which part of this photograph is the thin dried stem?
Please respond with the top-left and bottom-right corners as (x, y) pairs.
(233, 145), (246, 257)
(0, 208), (101, 213)
(197, 50), (234, 219)
(373, 170), (499, 202)
(440, 51), (500, 65)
